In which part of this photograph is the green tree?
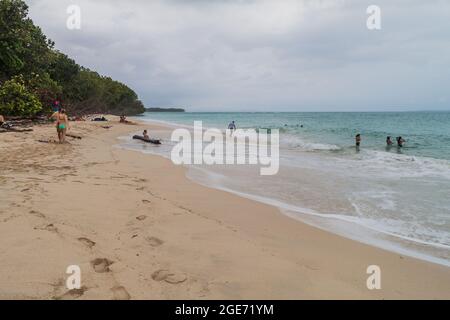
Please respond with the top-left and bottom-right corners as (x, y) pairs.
(0, 76), (42, 116)
(47, 51), (80, 86)
(0, 0), (53, 79)
(27, 72), (62, 112)
(0, 0), (145, 116)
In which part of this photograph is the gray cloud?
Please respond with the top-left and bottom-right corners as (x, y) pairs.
(26, 0), (450, 111)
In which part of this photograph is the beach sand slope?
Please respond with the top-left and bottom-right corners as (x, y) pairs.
(0, 119), (449, 299)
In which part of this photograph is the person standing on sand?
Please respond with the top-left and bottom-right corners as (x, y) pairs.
(52, 100), (61, 113)
(51, 108), (69, 143)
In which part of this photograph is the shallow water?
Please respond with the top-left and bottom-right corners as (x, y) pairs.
(121, 111), (450, 266)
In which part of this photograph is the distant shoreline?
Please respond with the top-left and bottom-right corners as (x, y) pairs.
(145, 108), (185, 112)
(145, 110), (450, 113)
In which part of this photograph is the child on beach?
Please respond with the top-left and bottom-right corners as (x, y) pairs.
(143, 130), (149, 139)
(52, 100), (61, 113)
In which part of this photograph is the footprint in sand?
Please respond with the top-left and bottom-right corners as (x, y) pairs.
(34, 223), (58, 233)
(91, 258), (114, 273)
(141, 199), (151, 204)
(78, 237), (96, 249)
(111, 175), (128, 179)
(151, 269), (187, 284)
(136, 215), (147, 221)
(146, 236), (164, 247)
(29, 210), (46, 219)
(111, 286), (131, 300)
(55, 287), (88, 300)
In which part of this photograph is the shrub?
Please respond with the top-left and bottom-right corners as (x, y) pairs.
(0, 76), (42, 116)
(27, 72), (62, 113)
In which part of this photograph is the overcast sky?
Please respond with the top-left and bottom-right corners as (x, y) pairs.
(26, 0), (450, 112)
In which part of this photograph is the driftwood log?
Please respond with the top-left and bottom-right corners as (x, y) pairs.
(0, 127), (33, 133)
(38, 139), (56, 144)
(66, 134), (82, 139)
(132, 135), (161, 145)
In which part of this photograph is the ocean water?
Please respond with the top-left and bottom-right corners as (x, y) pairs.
(123, 111), (450, 265)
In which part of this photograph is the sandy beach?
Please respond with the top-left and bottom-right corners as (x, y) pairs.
(0, 118), (449, 300)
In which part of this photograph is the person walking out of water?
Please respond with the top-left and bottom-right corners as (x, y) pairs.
(396, 136), (405, 147)
(228, 121), (236, 134)
(386, 136), (393, 146)
(51, 108), (69, 143)
(355, 134), (361, 147)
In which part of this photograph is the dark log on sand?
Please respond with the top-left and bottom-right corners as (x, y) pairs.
(0, 127), (33, 133)
(67, 134), (82, 139)
(38, 139), (56, 144)
(132, 135), (161, 145)
(120, 121), (137, 125)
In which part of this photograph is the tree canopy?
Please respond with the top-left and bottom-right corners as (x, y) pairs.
(0, 0), (145, 117)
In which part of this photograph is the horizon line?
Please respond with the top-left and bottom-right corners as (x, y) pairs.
(145, 109), (450, 113)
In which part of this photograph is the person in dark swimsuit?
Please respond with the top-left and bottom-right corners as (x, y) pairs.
(396, 136), (405, 147)
(355, 134), (361, 147)
(386, 136), (393, 146)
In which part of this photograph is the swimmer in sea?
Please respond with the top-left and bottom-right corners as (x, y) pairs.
(355, 134), (361, 147)
(396, 136), (405, 147)
(386, 136), (393, 146)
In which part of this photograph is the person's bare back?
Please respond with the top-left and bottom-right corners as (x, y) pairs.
(51, 109), (69, 143)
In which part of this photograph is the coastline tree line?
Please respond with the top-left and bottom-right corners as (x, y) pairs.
(0, 0), (145, 117)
